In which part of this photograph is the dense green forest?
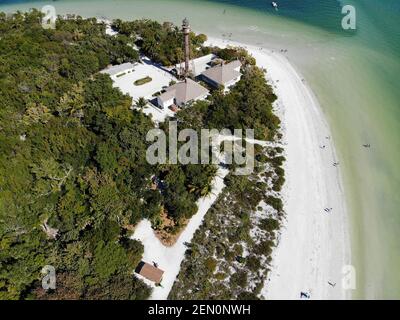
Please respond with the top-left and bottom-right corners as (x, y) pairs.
(0, 10), (282, 300)
(111, 19), (210, 66)
(0, 11), (215, 299)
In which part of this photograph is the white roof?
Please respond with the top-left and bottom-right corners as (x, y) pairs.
(100, 62), (136, 76)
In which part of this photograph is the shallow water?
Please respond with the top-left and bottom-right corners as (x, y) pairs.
(1, 0), (399, 298)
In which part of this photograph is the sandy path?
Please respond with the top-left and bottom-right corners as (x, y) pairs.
(131, 167), (229, 299)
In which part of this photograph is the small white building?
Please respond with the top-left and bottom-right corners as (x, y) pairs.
(201, 60), (242, 89)
(157, 78), (209, 109)
(100, 62), (136, 80)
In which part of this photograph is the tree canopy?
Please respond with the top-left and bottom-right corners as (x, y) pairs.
(0, 11), (215, 300)
(111, 19), (210, 66)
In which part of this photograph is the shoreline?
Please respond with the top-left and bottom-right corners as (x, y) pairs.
(206, 37), (351, 299)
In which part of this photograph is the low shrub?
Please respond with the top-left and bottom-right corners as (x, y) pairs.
(134, 76), (152, 85)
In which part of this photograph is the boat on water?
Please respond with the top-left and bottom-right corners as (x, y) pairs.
(271, 2), (278, 10)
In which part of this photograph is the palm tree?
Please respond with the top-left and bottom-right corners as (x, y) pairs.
(136, 97), (147, 109)
(188, 165), (218, 198)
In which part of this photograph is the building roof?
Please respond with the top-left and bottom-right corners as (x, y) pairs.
(100, 62), (136, 76)
(227, 60), (242, 70)
(201, 60), (242, 86)
(135, 261), (164, 283)
(158, 89), (176, 103)
(174, 53), (217, 76)
(158, 78), (209, 104)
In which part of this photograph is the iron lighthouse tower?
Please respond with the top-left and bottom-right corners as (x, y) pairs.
(182, 17), (190, 78)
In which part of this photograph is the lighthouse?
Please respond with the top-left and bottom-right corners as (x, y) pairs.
(182, 18), (190, 78)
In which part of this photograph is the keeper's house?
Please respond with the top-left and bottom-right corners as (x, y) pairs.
(157, 78), (209, 109)
(200, 60), (242, 89)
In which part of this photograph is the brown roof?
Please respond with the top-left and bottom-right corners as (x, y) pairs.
(227, 60), (242, 70)
(201, 60), (241, 85)
(158, 78), (209, 104)
(158, 89), (176, 102)
(135, 261), (164, 283)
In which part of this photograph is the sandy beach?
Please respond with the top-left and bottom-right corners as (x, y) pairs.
(206, 37), (351, 300)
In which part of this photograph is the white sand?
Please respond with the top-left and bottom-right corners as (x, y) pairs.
(206, 37), (351, 300)
(131, 167), (229, 299)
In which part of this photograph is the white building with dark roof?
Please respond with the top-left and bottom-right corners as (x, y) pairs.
(201, 60), (242, 89)
(157, 78), (209, 109)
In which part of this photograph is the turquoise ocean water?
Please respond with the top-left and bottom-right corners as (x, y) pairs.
(1, 0), (399, 299)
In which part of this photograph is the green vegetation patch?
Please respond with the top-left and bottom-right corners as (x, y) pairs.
(134, 76), (152, 86)
(112, 19), (210, 66)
